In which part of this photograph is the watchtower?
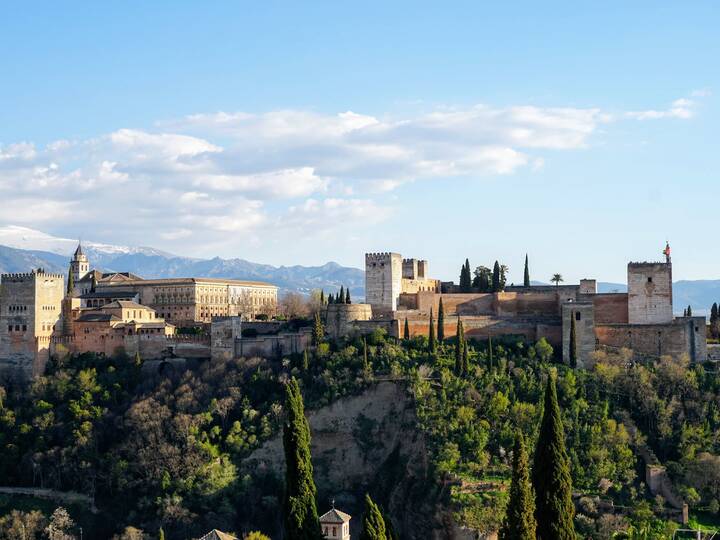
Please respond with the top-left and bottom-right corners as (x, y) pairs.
(0, 269), (65, 378)
(365, 252), (402, 313)
(69, 243), (90, 293)
(627, 243), (673, 325)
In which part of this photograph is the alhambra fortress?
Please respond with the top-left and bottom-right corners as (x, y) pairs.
(0, 242), (708, 379)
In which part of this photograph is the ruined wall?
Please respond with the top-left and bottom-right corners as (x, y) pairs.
(628, 262), (673, 324)
(562, 303), (595, 367)
(592, 294), (629, 324)
(596, 316), (707, 362)
(365, 253), (402, 313)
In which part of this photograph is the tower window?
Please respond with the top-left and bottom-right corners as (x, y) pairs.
(575, 312), (581, 321)
(647, 277), (653, 283)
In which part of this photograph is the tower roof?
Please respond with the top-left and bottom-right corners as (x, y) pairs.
(73, 242), (85, 259)
(319, 508), (352, 524)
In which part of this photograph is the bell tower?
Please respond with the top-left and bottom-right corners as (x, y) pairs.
(69, 243), (90, 285)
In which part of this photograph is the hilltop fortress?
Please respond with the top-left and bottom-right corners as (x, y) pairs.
(327, 244), (706, 365)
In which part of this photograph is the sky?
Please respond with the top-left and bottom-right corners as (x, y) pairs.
(1, 1), (718, 284)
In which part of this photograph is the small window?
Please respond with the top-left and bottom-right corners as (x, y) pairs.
(8, 325), (12, 332)
(575, 312), (581, 321)
(647, 276), (653, 283)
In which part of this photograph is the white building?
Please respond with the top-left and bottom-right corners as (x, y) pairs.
(320, 506), (351, 540)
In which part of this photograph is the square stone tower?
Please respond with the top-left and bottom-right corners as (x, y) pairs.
(628, 261), (673, 324)
(0, 270), (65, 378)
(365, 252), (402, 313)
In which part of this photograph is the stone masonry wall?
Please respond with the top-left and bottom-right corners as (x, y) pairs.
(628, 262), (673, 324)
(562, 303), (595, 367)
(365, 253), (402, 313)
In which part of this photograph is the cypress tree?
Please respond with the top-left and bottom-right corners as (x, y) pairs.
(159, 527), (165, 540)
(437, 298), (445, 342)
(345, 288), (351, 304)
(404, 318), (410, 340)
(524, 254), (530, 287)
(532, 375), (575, 540)
(363, 338), (369, 371)
(455, 318), (465, 376)
(428, 308), (436, 353)
(283, 378), (322, 540)
(66, 267), (74, 296)
(338, 286), (345, 304)
(499, 432), (536, 540)
(492, 261), (501, 292)
(312, 312), (324, 345)
(320, 290), (325, 305)
(328, 293), (334, 305)
(302, 349), (310, 371)
(687, 305), (693, 316)
(462, 336), (469, 375)
(359, 494), (386, 540)
(712, 302), (719, 338)
(460, 259), (472, 292)
(569, 313), (578, 368)
(488, 335), (494, 370)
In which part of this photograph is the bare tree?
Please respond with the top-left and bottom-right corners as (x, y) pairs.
(279, 292), (309, 320)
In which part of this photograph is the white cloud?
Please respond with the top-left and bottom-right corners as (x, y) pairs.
(0, 95), (702, 254)
(625, 93), (707, 120)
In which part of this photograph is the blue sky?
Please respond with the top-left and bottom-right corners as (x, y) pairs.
(1, 1), (718, 284)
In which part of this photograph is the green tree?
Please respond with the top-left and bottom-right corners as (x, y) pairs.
(360, 494), (386, 540)
(455, 318), (466, 376)
(363, 338), (369, 371)
(312, 312), (324, 345)
(283, 378), (323, 540)
(437, 298), (445, 342)
(523, 254), (530, 287)
(687, 304), (692, 316)
(338, 286), (345, 304)
(551, 273), (563, 287)
(569, 313), (577, 368)
(460, 259), (472, 292)
(159, 527), (165, 540)
(66, 267), (74, 296)
(302, 350), (310, 371)
(711, 302), (719, 337)
(474, 266), (491, 292)
(383, 510), (399, 540)
(345, 288), (351, 304)
(328, 293), (334, 304)
(320, 290), (325, 305)
(404, 318), (410, 340)
(428, 308), (436, 353)
(532, 375), (575, 540)
(499, 432), (536, 540)
(492, 261), (501, 292)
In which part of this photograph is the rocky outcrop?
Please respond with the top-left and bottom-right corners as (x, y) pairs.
(246, 381), (446, 538)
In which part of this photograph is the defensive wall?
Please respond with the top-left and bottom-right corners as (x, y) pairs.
(211, 317), (312, 361)
(51, 334), (211, 360)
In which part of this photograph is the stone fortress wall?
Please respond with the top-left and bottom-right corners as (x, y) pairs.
(363, 245), (707, 365)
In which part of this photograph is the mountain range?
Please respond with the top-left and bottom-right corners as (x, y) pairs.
(1, 226), (719, 314)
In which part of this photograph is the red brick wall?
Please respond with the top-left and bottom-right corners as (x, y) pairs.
(593, 294), (629, 324)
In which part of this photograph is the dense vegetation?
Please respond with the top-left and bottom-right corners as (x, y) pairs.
(2, 322), (720, 538)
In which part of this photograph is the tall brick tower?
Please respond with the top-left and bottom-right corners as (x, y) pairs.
(627, 242), (673, 324)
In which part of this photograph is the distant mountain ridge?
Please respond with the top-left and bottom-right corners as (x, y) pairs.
(1, 227), (719, 311)
(0, 243), (364, 297)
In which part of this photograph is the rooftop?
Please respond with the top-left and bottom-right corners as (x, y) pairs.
(319, 507), (352, 524)
(196, 530), (238, 540)
(100, 277), (276, 288)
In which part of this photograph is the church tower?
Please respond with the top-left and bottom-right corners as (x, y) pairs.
(70, 243), (90, 285)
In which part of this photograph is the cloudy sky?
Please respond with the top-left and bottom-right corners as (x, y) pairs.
(1, 2), (718, 283)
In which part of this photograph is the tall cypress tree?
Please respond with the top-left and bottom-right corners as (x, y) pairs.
(338, 286), (345, 304)
(302, 350), (310, 371)
(523, 254), (530, 287)
(455, 318), (465, 376)
(312, 312), (324, 345)
(66, 267), (74, 296)
(462, 336), (469, 375)
(437, 298), (445, 342)
(404, 318), (410, 340)
(460, 259), (472, 292)
(492, 261), (501, 292)
(159, 527), (165, 540)
(283, 378), (322, 540)
(328, 293), (334, 305)
(532, 375), (575, 540)
(383, 510), (399, 540)
(569, 313), (578, 368)
(687, 305), (693, 316)
(499, 432), (536, 540)
(363, 338), (369, 371)
(359, 494), (387, 540)
(320, 290), (325, 305)
(345, 288), (351, 304)
(712, 302), (719, 338)
(428, 308), (436, 353)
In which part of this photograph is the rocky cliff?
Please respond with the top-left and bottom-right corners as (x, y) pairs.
(246, 381), (448, 538)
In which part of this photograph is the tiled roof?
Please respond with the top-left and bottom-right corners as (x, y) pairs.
(319, 508), (352, 523)
(196, 530), (238, 540)
(103, 300), (149, 310)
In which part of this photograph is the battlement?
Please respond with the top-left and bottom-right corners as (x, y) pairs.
(628, 261), (670, 268)
(365, 252), (401, 262)
(1, 270), (65, 283)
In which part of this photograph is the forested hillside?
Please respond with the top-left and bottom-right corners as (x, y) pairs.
(1, 329), (720, 538)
